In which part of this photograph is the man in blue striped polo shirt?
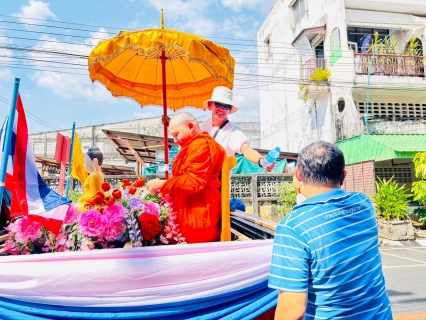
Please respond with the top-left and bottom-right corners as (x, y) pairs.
(269, 141), (392, 320)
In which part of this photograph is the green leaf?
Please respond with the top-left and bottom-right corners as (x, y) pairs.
(26, 242), (35, 251)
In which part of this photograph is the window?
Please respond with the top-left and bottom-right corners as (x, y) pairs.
(375, 167), (412, 183)
(338, 98), (345, 112)
(330, 28), (341, 52)
(264, 36), (272, 59)
(347, 27), (389, 53)
(291, 0), (307, 26)
(330, 27), (342, 65)
(355, 101), (426, 121)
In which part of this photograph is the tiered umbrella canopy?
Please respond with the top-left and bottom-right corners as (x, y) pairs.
(88, 11), (235, 177)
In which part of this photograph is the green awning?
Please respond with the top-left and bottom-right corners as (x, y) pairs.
(336, 134), (426, 165)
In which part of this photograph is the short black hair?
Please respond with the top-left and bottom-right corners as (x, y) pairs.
(297, 141), (345, 188)
(87, 146), (103, 166)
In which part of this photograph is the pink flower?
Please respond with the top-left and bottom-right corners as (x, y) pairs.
(14, 217), (43, 244)
(104, 211), (126, 242)
(6, 220), (20, 234)
(64, 204), (79, 225)
(103, 202), (127, 218)
(65, 239), (75, 248)
(77, 210), (107, 237)
(143, 201), (161, 217)
(159, 234), (169, 244)
(80, 238), (94, 251)
(4, 238), (20, 255)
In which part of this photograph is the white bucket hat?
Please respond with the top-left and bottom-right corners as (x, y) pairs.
(203, 86), (239, 114)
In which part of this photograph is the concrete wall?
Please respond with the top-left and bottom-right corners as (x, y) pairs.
(29, 117), (261, 167)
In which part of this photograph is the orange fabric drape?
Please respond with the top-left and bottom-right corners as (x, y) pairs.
(161, 133), (225, 243)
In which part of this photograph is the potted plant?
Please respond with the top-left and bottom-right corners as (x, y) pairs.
(373, 176), (414, 240)
(309, 67), (331, 94)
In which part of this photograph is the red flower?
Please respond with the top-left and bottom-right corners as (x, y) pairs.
(136, 178), (145, 188)
(138, 214), (161, 241)
(128, 186), (137, 195)
(122, 179), (131, 186)
(105, 196), (116, 207)
(111, 189), (122, 200)
(101, 182), (111, 192)
(92, 192), (105, 205)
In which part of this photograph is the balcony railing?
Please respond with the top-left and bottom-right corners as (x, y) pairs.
(301, 58), (327, 82)
(354, 53), (425, 77)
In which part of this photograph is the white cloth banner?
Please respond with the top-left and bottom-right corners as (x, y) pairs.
(0, 240), (273, 308)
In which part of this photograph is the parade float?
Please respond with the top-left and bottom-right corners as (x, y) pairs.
(0, 11), (277, 319)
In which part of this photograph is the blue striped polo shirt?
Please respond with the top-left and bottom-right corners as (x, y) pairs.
(268, 188), (392, 320)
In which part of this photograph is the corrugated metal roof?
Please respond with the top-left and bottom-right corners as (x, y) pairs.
(369, 134), (426, 152)
(336, 134), (426, 165)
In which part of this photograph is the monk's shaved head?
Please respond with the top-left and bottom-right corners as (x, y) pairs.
(170, 112), (199, 128)
(169, 112), (201, 146)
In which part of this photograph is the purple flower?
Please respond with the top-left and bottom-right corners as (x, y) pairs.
(129, 198), (144, 210)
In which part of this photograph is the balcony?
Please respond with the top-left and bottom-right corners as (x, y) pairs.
(301, 58), (327, 82)
(300, 58), (329, 98)
(354, 53), (425, 77)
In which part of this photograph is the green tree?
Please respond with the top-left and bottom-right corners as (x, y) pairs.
(272, 182), (297, 217)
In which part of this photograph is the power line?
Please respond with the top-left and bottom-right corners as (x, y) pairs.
(0, 95), (61, 130)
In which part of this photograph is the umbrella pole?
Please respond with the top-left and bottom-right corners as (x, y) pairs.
(161, 50), (169, 180)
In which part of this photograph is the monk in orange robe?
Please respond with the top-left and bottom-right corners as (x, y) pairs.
(147, 112), (226, 243)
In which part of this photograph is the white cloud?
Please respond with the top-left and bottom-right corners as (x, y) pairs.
(0, 34), (14, 66)
(144, 0), (217, 35)
(26, 30), (120, 104)
(12, 0), (57, 25)
(220, 0), (276, 13)
(84, 28), (110, 47)
(228, 87), (260, 122)
(0, 69), (13, 82)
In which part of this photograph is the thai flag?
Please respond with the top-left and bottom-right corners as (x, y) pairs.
(2, 95), (70, 234)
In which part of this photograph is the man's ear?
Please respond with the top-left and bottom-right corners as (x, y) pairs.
(294, 167), (302, 181)
(92, 158), (99, 167)
(188, 122), (194, 130)
(340, 170), (347, 186)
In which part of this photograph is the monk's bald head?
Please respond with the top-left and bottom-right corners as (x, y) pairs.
(169, 112), (201, 146)
(169, 112), (199, 128)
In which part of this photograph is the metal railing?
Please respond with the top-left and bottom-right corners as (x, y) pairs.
(302, 58), (327, 82)
(354, 53), (425, 77)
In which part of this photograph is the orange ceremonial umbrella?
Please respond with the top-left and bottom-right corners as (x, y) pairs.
(88, 10), (235, 178)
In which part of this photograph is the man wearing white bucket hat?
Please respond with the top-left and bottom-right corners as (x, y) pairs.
(201, 86), (274, 171)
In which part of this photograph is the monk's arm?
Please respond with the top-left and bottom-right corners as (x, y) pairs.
(162, 141), (212, 195)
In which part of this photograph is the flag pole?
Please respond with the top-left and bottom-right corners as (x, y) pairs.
(64, 122), (76, 200)
(0, 78), (20, 203)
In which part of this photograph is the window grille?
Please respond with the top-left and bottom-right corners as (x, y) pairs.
(291, 0), (306, 26)
(375, 167), (412, 183)
(355, 101), (426, 121)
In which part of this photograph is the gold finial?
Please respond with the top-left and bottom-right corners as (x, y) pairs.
(161, 9), (165, 29)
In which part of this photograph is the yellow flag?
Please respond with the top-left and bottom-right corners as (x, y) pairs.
(71, 133), (88, 185)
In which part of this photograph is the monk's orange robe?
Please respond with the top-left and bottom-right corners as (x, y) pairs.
(161, 133), (226, 244)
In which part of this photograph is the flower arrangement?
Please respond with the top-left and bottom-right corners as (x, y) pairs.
(4, 177), (185, 255)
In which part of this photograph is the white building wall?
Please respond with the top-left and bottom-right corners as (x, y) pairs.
(258, 0), (426, 152)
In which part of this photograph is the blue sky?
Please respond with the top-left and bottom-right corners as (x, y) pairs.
(0, 0), (276, 133)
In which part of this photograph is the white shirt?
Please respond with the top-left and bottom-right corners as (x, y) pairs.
(201, 119), (250, 156)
